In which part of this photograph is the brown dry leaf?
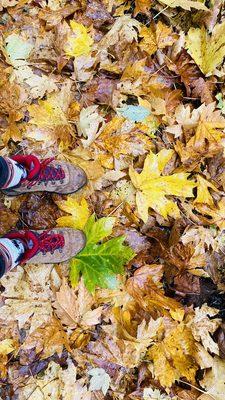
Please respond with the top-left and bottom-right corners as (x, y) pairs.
(26, 82), (74, 151)
(0, 266), (54, 333)
(53, 278), (103, 329)
(0, 201), (18, 235)
(200, 356), (225, 400)
(139, 21), (178, 56)
(134, 0), (152, 15)
(16, 359), (92, 400)
(127, 264), (184, 319)
(188, 304), (221, 355)
(175, 103), (225, 167)
(196, 198), (225, 230)
(87, 332), (152, 368)
(22, 316), (71, 359)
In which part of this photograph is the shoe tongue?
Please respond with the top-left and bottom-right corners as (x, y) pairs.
(4, 231), (39, 263)
(12, 155), (41, 180)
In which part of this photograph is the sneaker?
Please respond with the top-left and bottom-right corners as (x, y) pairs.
(3, 155), (87, 195)
(4, 228), (86, 265)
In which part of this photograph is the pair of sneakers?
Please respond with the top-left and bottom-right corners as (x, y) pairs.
(0, 155), (87, 276)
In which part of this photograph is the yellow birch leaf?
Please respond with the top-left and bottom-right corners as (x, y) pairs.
(186, 22), (225, 75)
(65, 21), (93, 58)
(0, 339), (15, 355)
(129, 149), (196, 222)
(140, 21), (178, 56)
(56, 198), (90, 230)
(148, 323), (198, 388)
(194, 175), (219, 206)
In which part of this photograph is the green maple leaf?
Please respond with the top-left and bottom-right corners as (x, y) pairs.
(69, 214), (135, 292)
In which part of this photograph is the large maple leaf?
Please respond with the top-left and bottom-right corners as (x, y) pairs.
(186, 22), (225, 75)
(129, 149), (196, 222)
(70, 215), (135, 292)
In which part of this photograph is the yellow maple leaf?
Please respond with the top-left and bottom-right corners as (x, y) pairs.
(148, 323), (198, 388)
(27, 84), (74, 150)
(28, 97), (68, 129)
(186, 22), (225, 75)
(194, 175), (219, 206)
(56, 198), (90, 230)
(139, 21), (178, 56)
(129, 149), (196, 222)
(65, 21), (93, 58)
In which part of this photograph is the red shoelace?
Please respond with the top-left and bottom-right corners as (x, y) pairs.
(12, 155), (65, 188)
(26, 158), (65, 188)
(5, 230), (65, 263)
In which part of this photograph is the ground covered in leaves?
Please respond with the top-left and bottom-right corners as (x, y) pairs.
(0, 0), (225, 398)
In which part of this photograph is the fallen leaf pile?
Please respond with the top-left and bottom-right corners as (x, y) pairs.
(0, 0), (225, 398)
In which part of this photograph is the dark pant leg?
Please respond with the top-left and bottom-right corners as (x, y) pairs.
(0, 253), (6, 278)
(0, 157), (10, 189)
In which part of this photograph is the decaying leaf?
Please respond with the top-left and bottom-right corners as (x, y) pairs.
(188, 304), (221, 354)
(22, 317), (71, 358)
(77, 105), (105, 147)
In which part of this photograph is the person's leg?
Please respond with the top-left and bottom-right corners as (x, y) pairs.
(0, 156), (26, 189)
